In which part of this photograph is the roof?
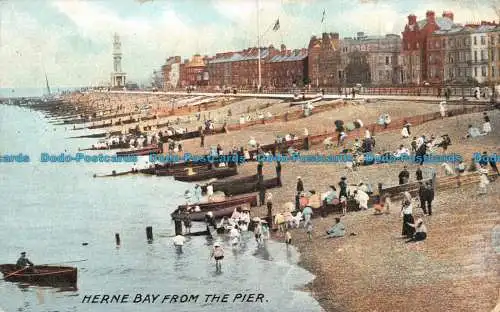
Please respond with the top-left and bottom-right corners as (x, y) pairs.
(268, 54), (307, 62)
(432, 24), (498, 36)
(209, 49), (270, 64)
(417, 16), (457, 31)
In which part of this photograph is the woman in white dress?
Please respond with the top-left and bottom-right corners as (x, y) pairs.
(478, 167), (490, 194)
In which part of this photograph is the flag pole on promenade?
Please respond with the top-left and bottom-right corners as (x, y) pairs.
(257, 0), (262, 92)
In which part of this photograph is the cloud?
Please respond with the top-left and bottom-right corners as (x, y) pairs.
(1, 0), (498, 88)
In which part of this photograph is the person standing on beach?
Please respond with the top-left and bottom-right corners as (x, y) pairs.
(339, 177), (348, 199)
(399, 166), (410, 185)
(416, 165), (423, 181)
(254, 221), (263, 245)
(307, 222), (313, 241)
(285, 230), (292, 247)
(296, 177), (304, 210)
(200, 128), (205, 147)
(420, 182), (434, 215)
(257, 161), (263, 177)
(275, 161), (282, 186)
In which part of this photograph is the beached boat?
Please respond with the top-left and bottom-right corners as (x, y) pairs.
(155, 164), (211, 176)
(172, 204), (255, 222)
(201, 174), (259, 193)
(80, 142), (130, 151)
(0, 264), (77, 286)
(173, 166), (238, 182)
(116, 145), (161, 156)
(176, 194), (258, 212)
(208, 177), (280, 196)
(68, 130), (122, 139)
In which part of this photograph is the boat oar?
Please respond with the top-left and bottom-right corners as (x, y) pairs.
(1, 266), (29, 280)
(39, 259), (88, 266)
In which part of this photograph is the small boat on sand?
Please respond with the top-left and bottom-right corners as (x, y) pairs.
(116, 146), (161, 156)
(173, 166), (238, 182)
(0, 264), (77, 287)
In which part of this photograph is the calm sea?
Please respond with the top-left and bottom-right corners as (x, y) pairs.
(0, 104), (323, 312)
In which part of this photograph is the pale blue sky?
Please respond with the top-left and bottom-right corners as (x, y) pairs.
(0, 0), (496, 88)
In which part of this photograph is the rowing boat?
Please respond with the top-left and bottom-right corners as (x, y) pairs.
(175, 194), (258, 212)
(116, 146), (161, 156)
(93, 170), (137, 178)
(172, 204), (256, 222)
(0, 264), (77, 287)
(173, 166), (238, 182)
(155, 164), (211, 176)
(208, 177), (280, 196)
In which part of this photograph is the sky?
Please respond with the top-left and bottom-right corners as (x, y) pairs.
(0, 0), (498, 89)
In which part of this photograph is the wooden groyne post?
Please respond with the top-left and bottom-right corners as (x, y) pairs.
(146, 226), (153, 243)
(115, 233), (121, 247)
(174, 220), (183, 236)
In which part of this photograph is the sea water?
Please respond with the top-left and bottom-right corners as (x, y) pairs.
(0, 104), (323, 312)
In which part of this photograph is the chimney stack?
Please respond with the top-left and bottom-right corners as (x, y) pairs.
(280, 44), (286, 52)
(442, 11), (454, 21)
(408, 14), (417, 25)
(426, 10), (436, 23)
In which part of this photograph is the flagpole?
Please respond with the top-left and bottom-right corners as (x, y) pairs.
(257, 0), (262, 91)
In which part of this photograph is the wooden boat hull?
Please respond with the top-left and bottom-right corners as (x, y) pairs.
(201, 174), (259, 192)
(173, 204), (257, 222)
(176, 194), (258, 212)
(116, 146), (161, 156)
(211, 177), (280, 196)
(93, 170), (137, 178)
(0, 264), (77, 287)
(173, 167), (238, 182)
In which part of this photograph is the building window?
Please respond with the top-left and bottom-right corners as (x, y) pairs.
(492, 66), (495, 77)
(482, 66), (487, 76)
(492, 50), (496, 62)
(474, 51), (477, 62)
(442, 39), (446, 48)
(457, 68), (461, 77)
(481, 36), (486, 45)
(474, 67), (478, 77)
(474, 36), (477, 45)
(481, 50), (486, 60)
(492, 37), (496, 46)
(385, 56), (390, 65)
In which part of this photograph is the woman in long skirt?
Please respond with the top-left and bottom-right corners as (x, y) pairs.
(400, 192), (415, 238)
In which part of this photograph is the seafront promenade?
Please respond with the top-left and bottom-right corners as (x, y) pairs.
(103, 89), (493, 103)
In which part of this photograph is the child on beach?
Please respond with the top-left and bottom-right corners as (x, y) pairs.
(340, 196), (347, 215)
(261, 221), (270, 241)
(211, 243), (224, 272)
(285, 230), (292, 247)
(306, 222), (313, 241)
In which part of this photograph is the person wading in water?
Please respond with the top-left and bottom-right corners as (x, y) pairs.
(211, 243), (224, 272)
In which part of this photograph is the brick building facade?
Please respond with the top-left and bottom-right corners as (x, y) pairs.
(340, 32), (401, 86)
(401, 11), (458, 85)
(308, 33), (341, 87)
(207, 45), (307, 90)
